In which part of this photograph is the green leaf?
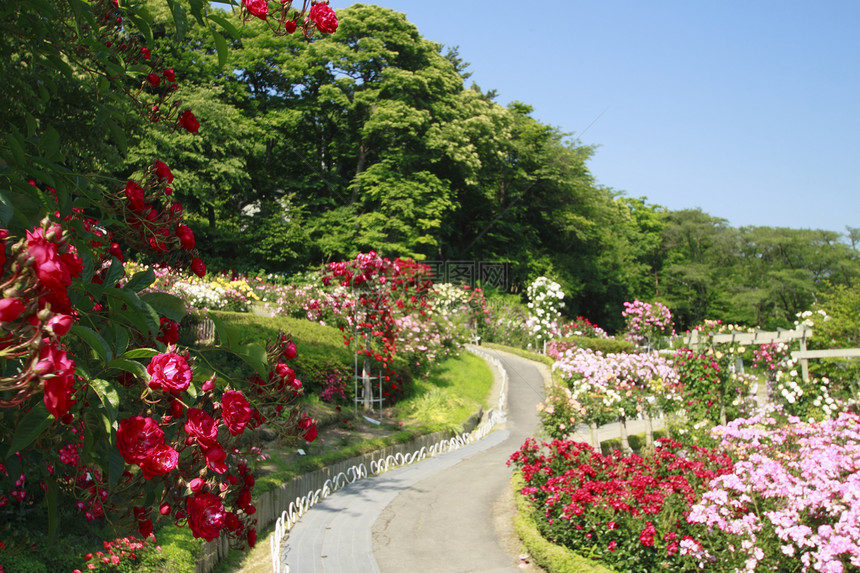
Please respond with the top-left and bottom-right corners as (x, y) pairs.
(212, 29), (228, 67)
(168, 0), (188, 41)
(141, 292), (187, 323)
(207, 11), (240, 39)
(124, 268), (156, 292)
(103, 257), (125, 288)
(209, 312), (239, 349)
(7, 403), (53, 457)
(70, 325), (112, 362)
(188, 0), (205, 24)
(40, 126), (60, 159)
(104, 288), (158, 336)
(106, 118), (128, 154)
(89, 378), (121, 424)
(0, 192), (14, 226)
(237, 342), (268, 377)
(107, 358), (150, 383)
(119, 347), (159, 360)
(108, 446), (127, 489)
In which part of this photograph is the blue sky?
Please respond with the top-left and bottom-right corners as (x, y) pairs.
(345, 1), (859, 234)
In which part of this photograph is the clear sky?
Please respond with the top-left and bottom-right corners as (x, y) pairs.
(344, 1), (859, 234)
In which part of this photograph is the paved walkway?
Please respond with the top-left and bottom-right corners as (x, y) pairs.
(279, 349), (545, 573)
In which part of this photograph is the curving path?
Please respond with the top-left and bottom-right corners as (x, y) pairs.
(279, 349), (545, 572)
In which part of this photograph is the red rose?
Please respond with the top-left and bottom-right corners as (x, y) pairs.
(170, 201), (184, 218)
(247, 528), (257, 548)
(184, 408), (219, 449)
(190, 257), (206, 278)
(0, 298), (25, 322)
(176, 224), (195, 249)
(146, 72), (161, 87)
(298, 415), (317, 443)
(154, 160), (174, 183)
(309, 3), (338, 34)
(26, 228), (70, 292)
(284, 20), (297, 34)
(186, 492), (226, 542)
(283, 340), (297, 360)
(163, 68), (176, 82)
(36, 342), (77, 418)
(243, 0), (268, 20)
(46, 313), (73, 337)
(146, 351), (192, 393)
(179, 110), (199, 133)
(125, 180), (145, 212)
(157, 317), (180, 345)
(116, 416), (165, 465)
(221, 390), (252, 436)
(140, 444), (179, 479)
(108, 242), (124, 262)
(203, 444), (228, 474)
(140, 46), (151, 60)
(275, 362), (295, 384)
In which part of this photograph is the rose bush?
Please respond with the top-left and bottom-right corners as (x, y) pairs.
(0, 0), (337, 567)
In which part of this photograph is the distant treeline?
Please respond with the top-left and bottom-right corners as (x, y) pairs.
(117, 3), (858, 332)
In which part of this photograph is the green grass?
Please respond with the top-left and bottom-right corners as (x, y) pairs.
(394, 350), (494, 430)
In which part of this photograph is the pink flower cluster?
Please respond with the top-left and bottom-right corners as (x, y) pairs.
(622, 299), (675, 347)
(688, 411), (860, 572)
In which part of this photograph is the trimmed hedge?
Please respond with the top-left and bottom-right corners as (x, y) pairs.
(554, 336), (635, 354)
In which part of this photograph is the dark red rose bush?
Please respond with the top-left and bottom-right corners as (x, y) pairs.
(508, 437), (734, 572)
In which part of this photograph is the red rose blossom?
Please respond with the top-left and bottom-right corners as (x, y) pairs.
(140, 444), (179, 479)
(108, 242), (124, 262)
(243, 0), (268, 20)
(0, 298), (25, 322)
(186, 492), (226, 542)
(46, 314), (73, 337)
(179, 109), (199, 133)
(284, 19), (297, 34)
(190, 257), (206, 278)
(40, 343), (77, 419)
(309, 3), (338, 34)
(283, 340), (297, 360)
(203, 444), (228, 474)
(184, 408), (219, 449)
(163, 68), (176, 82)
(146, 351), (192, 393)
(26, 228), (71, 292)
(221, 390), (252, 436)
(154, 160), (174, 183)
(125, 180), (145, 212)
(176, 224), (195, 249)
(116, 416), (165, 465)
(146, 72), (161, 87)
(157, 317), (180, 345)
(298, 415), (317, 443)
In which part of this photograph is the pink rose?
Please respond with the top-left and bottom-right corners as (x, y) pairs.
(116, 416), (165, 465)
(186, 492), (226, 542)
(147, 351), (192, 393)
(221, 390), (251, 436)
(309, 3), (338, 34)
